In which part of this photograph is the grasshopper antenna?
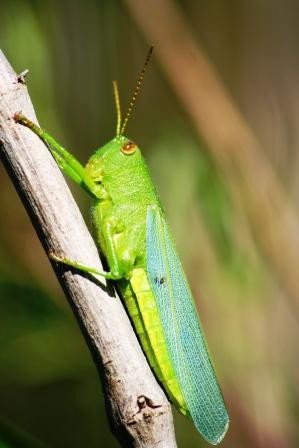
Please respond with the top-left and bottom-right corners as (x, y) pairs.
(120, 46), (154, 135)
(113, 80), (122, 136)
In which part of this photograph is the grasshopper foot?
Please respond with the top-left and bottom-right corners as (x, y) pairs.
(49, 251), (115, 280)
(49, 251), (65, 263)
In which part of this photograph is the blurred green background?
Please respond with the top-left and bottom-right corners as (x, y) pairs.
(1, 0), (299, 447)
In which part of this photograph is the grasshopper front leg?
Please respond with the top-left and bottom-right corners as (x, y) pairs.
(15, 113), (114, 278)
(14, 113), (100, 198)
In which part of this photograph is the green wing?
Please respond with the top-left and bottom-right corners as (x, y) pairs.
(146, 205), (229, 444)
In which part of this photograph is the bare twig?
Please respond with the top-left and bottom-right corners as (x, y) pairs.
(0, 50), (176, 448)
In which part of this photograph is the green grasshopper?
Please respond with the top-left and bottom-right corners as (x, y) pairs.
(15, 48), (229, 445)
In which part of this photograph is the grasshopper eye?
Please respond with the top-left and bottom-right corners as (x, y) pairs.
(121, 141), (136, 155)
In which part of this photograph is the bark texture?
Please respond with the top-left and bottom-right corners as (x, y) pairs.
(0, 50), (177, 448)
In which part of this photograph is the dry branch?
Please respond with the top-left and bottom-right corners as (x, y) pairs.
(0, 50), (176, 448)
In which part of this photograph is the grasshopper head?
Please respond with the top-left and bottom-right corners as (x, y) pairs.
(85, 47), (153, 184)
(85, 136), (141, 183)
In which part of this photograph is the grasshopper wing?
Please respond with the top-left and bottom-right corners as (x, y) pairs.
(146, 205), (229, 444)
